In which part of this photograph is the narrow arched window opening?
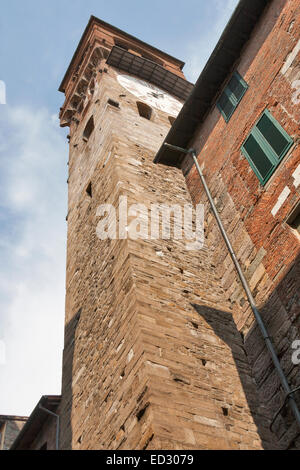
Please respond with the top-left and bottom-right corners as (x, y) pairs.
(86, 182), (92, 198)
(137, 102), (152, 121)
(83, 116), (94, 141)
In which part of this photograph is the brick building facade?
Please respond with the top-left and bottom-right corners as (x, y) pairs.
(10, 0), (300, 451)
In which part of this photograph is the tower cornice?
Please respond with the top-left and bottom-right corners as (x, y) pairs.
(59, 15), (186, 94)
(58, 16), (190, 128)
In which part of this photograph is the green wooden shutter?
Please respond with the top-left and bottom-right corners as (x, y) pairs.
(217, 72), (248, 122)
(241, 110), (293, 185)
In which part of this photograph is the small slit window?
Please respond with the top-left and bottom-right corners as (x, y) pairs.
(217, 71), (248, 122)
(83, 116), (94, 142)
(287, 203), (300, 234)
(137, 102), (152, 120)
(86, 182), (92, 198)
(241, 110), (293, 185)
(141, 52), (164, 66)
(107, 99), (120, 108)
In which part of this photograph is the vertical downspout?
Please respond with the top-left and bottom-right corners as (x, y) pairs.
(164, 143), (300, 429)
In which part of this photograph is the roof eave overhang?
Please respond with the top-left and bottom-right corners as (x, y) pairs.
(106, 46), (194, 101)
(9, 396), (61, 450)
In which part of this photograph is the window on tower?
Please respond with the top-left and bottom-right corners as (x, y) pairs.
(137, 102), (152, 121)
(83, 116), (95, 141)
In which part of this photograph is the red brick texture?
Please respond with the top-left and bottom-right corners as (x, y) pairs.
(185, 0), (300, 449)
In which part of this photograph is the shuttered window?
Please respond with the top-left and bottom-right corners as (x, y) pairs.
(241, 110), (293, 185)
(217, 72), (248, 122)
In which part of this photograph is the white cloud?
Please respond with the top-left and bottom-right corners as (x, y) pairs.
(0, 105), (68, 416)
(184, 0), (239, 82)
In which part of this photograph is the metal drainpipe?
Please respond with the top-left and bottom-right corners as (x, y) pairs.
(39, 404), (60, 450)
(164, 142), (300, 429)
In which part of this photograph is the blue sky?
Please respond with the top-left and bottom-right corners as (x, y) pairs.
(0, 0), (239, 416)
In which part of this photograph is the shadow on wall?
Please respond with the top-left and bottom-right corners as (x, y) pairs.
(193, 252), (300, 450)
(244, 252), (300, 450)
(59, 309), (81, 449)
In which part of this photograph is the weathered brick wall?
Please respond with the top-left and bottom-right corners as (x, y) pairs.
(59, 41), (274, 449)
(184, 0), (300, 449)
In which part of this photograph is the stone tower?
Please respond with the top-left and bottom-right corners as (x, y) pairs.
(58, 17), (272, 450)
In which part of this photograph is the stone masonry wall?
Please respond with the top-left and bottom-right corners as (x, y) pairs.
(60, 49), (274, 449)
